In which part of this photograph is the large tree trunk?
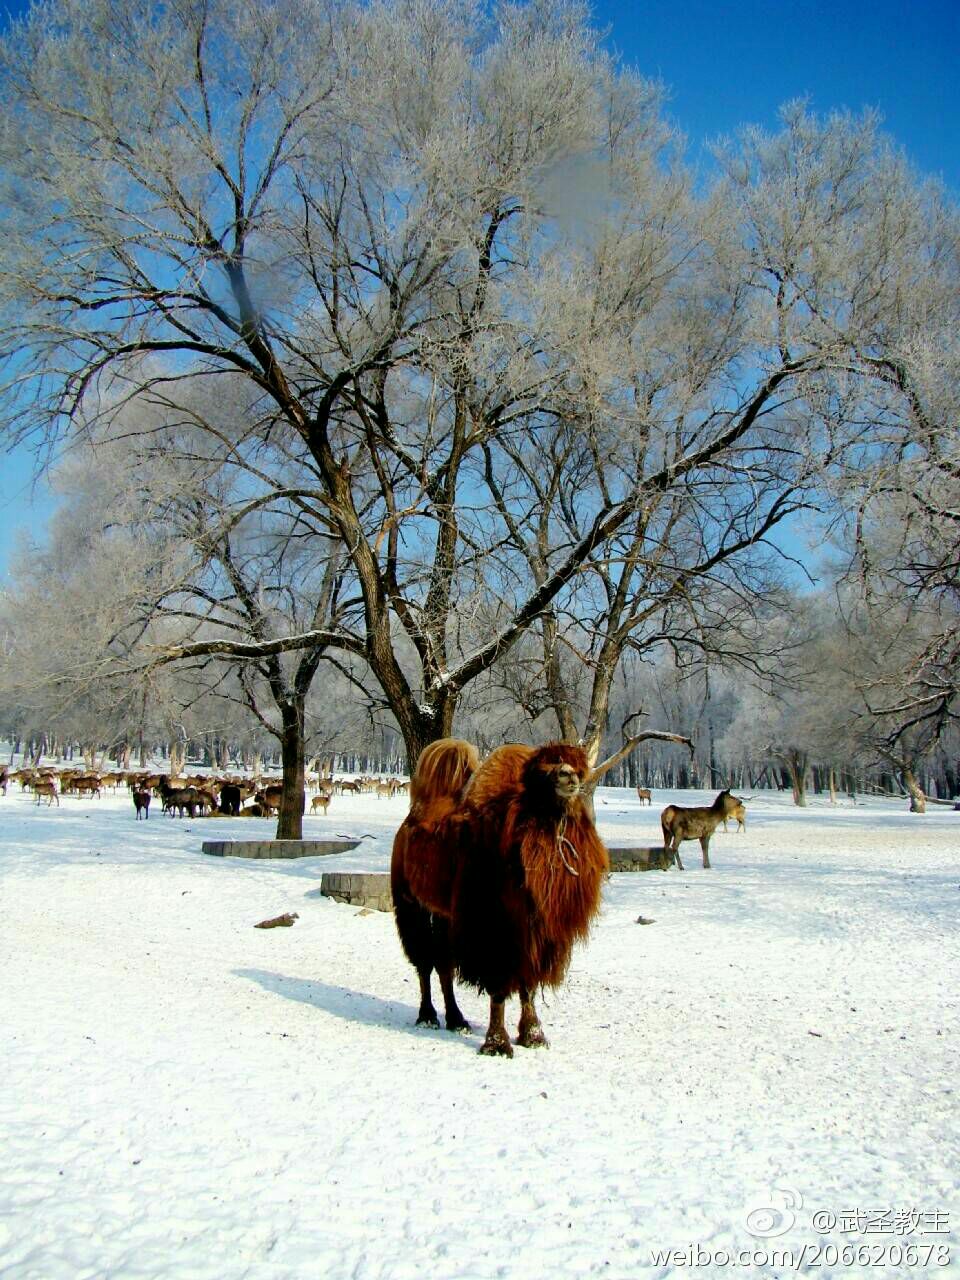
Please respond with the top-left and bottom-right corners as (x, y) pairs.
(276, 700), (307, 839)
(785, 750), (808, 806)
(902, 767), (926, 813)
(388, 690), (457, 778)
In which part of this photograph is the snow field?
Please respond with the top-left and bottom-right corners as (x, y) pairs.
(0, 785), (957, 1278)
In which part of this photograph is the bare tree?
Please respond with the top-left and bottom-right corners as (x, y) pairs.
(0, 489), (171, 766)
(835, 444), (960, 806)
(834, 595), (956, 812)
(51, 379), (359, 834)
(0, 2), (957, 778)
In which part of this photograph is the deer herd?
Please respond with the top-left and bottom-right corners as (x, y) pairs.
(0, 765), (409, 819)
(0, 760), (746, 870)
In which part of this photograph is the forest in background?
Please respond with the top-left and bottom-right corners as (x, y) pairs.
(2, 557), (957, 807)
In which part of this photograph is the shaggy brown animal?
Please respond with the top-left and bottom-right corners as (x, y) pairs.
(391, 738), (480, 1034)
(660, 789), (744, 869)
(391, 739), (609, 1057)
(219, 783), (242, 816)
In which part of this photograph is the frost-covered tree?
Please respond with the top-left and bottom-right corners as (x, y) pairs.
(835, 458), (960, 807)
(0, 0), (957, 775)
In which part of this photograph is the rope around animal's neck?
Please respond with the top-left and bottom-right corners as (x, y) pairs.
(556, 815), (580, 876)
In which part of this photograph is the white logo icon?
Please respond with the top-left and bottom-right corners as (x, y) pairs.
(744, 1185), (803, 1237)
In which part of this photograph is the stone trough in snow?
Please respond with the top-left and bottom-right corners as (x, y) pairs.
(606, 846), (676, 872)
(201, 838), (360, 860)
(320, 872), (393, 912)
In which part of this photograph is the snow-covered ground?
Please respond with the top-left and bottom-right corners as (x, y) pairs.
(1, 781), (957, 1279)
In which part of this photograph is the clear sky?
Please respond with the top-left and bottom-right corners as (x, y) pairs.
(593, 0), (959, 191)
(1, 0), (958, 577)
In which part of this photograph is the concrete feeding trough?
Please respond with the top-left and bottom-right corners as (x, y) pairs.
(606, 846), (676, 872)
(320, 872), (393, 912)
(201, 838), (360, 860)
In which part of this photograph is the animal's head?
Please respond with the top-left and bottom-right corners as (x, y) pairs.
(522, 743), (592, 814)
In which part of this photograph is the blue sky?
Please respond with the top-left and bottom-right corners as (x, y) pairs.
(593, 0), (959, 189)
(1, 0), (958, 576)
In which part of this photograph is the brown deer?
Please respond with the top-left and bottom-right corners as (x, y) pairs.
(132, 788), (151, 819)
(660, 789), (745, 870)
(33, 779), (59, 806)
(193, 788), (219, 816)
(637, 786), (652, 805)
(310, 792), (331, 815)
(157, 776), (199, 817)
(255, 784), (283, 814)
(722, 797), (746, 832)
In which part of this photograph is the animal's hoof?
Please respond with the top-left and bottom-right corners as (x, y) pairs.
(479, 1034), (514, 1057)
(445, 1015), (472, 1033)
(416, 1011), (440, 1029)
(516, 1026), (549, 1049)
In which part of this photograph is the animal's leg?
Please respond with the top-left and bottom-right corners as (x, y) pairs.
(415, 967), (441, 1028)
(700, 836), (711, 869)
(394, 896), (443, 1027)
(663, 825), (684, 870)
(438, 969), (470, 1032)
(431, 916), (470, 1031)
(479, 996), (514, 1057)
(516, 987), (549, 1049)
